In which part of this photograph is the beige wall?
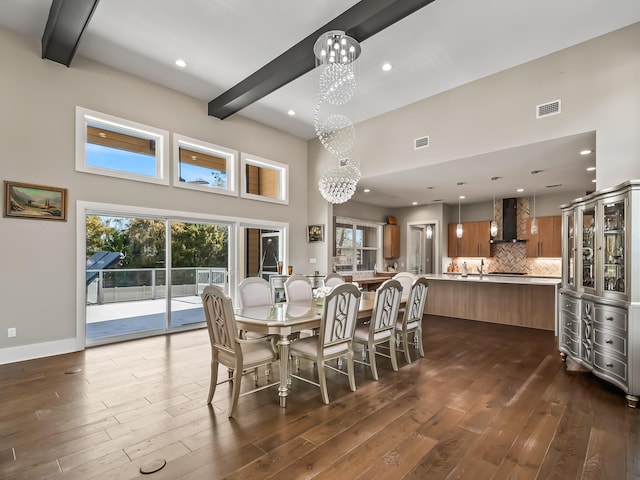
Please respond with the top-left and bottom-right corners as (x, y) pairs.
(0, 28), (308, 362)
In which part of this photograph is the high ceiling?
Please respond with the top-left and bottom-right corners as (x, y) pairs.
(1, 0), (639, 207)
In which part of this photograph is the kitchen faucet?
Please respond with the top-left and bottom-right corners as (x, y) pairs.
(478, 259), (484, 278)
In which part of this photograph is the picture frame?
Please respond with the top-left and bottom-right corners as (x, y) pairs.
(4, 181), (67, 221)
(307, 224), (324, 243)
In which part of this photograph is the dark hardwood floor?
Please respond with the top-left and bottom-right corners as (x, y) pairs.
(1, 315), (638, 479)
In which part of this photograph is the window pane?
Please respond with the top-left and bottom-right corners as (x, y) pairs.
(336, 224), (353, 247)
(358, 250), (377, 271)
(87, 124), (157, 177)
(178, 146), (227, 188)
(246, 164), (280, 199)
(362, 225), (378, 248)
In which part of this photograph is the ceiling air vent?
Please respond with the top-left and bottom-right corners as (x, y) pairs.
(414, 136), (429, 150)
(536, 99), (561, 119)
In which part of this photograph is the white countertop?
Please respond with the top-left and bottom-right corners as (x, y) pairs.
(423, 273), (561, 286)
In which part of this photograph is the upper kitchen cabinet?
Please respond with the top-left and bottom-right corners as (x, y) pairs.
(383, 223), (400, 259)
(526, 215), (561, 258)
(448, 221), (491, 257)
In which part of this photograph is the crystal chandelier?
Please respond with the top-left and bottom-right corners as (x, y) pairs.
(314, 31), (361, 204)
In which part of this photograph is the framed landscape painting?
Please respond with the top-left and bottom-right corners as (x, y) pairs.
(4, 181), (67, 221)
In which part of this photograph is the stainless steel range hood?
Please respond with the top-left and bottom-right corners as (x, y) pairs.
(489, 198), (527, 244)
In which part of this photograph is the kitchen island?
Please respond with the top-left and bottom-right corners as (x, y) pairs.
(423, 273), (561, 331)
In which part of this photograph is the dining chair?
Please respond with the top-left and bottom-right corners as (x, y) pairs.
(392, 271), (417, 296)
(284, 274), (313, 302)
(353, 279), (402, 380)
(396, 276), (429, 363)
(323, 272), (345, 288)
(201, 285), (278, 417)
(289, 283), (361, 404)
(237, 277), (272, 307)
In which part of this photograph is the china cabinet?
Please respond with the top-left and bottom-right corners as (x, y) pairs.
(558, 180), (640, 407)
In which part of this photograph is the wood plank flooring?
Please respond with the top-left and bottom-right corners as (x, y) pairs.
(1, 315), (638, 479)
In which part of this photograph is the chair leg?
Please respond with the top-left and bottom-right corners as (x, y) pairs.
(207, 360), (220, 404)
(402, 329), (412, 363)
(389, 338), (399, 372)
(347, 351), (357, 392)
(416, 327), (425, 357)
(318, 361), (330, 404)
(228, 365), (243, 417)
(368, 340), (379, 380)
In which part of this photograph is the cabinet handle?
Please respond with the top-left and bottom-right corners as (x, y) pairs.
(605, 339), (613, 344)
(606, 362), (614, 368)
(605, 316), (614, 321)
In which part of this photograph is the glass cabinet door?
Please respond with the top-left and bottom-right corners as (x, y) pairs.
(601, 195), (627, 298)
(563, 210), (576, 289)
(580, 204), (596, 294)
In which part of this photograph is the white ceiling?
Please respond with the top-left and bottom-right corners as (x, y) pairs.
(1, 0), (639, 207)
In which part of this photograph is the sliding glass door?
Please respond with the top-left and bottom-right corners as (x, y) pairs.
(169, 220), (230, 328)
(85, 212), (230, 344)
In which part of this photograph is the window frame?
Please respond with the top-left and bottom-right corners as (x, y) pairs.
(334, 217), (383, 274)
(172, 133), (238, 196)
(75, 107), (170, 185)
(240, 152), (289, 205)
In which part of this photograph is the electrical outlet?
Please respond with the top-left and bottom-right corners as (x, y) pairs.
(310, 258), (316, 264)
(8, 327), (16, 338)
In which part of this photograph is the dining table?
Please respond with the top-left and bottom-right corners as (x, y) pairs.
(234, 291), (381, 408)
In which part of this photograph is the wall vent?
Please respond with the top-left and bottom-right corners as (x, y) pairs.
(414, 136), (429, 149)
(536, 100), (561, 119)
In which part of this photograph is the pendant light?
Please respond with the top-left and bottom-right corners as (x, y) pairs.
(530, 189), (538, 235)
(490, 192), (498, 237)
(456, 196), (463, 238)
(425, 224), (433, 239)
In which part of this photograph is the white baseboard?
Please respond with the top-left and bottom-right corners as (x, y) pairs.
(0, 338), (83, 365)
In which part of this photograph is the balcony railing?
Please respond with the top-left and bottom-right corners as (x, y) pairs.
(86, 266), (227, 304)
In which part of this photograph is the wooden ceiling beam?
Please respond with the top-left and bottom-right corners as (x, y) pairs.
(42, 0), (100, 66)
(208, 0), (436, 120)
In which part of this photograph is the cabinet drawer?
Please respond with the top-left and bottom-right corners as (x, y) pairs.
(560, 331), (579, 357)
(560, 311), (579, 335)
(594, 327), (627, 357)
(560, 295), (579, 315)
(594, 305), (627, 332)
(593, 350), (627, 384)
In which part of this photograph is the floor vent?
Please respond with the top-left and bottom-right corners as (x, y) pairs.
(414, 136), (429, 149)
(536, 100), (561, 119)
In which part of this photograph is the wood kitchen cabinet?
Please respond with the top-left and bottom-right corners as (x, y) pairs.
(526, 215), (561, 257)
(448, 221), (491, 257)
(384, 224), (400, 259)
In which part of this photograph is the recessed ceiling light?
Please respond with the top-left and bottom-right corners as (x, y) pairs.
(363, 188), (370, 193)
(592, 179), (597, 183)
(459, 195), (465, 199)
(412, 201), (418, 205)
(175, 59), (187, 68)
(580, 149), (592, 155)
(287, 110), (295, 116)
(517, 188), (524, 192)
(586, 166), (596, 171)
(382, 63), (392, 71)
